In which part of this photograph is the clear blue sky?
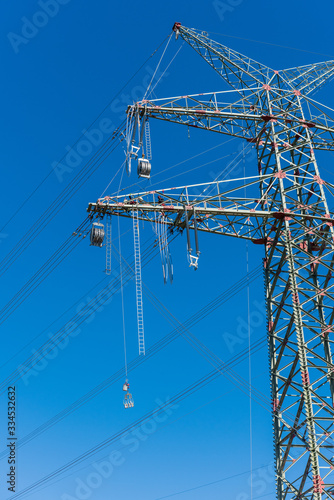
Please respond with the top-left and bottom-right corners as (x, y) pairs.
(0, 1), (334, 499)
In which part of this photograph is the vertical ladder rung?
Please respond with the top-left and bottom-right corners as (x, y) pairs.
(145, 120), (152, 161)
(133, 210), (145, 355)
(105, 215), (112, 275)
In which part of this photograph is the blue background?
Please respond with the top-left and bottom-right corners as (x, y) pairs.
(0, 0), (334, 499)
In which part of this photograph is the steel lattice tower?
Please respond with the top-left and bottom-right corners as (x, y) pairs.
(88, 24), (334, 499)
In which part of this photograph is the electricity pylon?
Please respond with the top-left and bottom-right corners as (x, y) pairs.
(88, 24), (334, 499)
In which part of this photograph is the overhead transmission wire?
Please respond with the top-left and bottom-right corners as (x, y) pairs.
(115, 137), (238, 196)
(0, 231), (171, 394)
(153, 465), (272, 500)
(1, 244), (321, 460)
(99, 160), (125, 199)
(9, 344), (272, 500)
(0, 33), (172, 236)
(11, 317), (317, 500)
(0, 261), (264, 456)
(146, 40), (185, 99)
(141, 286), (269, 409)
(3, 27), (324, 492)
(0, 33), (180, 280)
(0, 129), (148, 327)
(0, 274), (108, 371)
(29, 381), (268, 496)
(205, 31), (334, 58)
(0, 225), (133, 373)
(116, 230), (328, 434)
(0, 217), (92, 326)
(200, 139), (255, 197)
(0, 124), (125, 279)
(150, 150), (238, 186)
(117, 165), (128, 380)
(140, 280), (272, 415)
(10, 296), (312, 500)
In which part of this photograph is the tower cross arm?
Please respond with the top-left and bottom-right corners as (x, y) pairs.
(127, 96), (334, 150)
(88, 200), (271, 242)
(127, 95), (267, 141)
(87, 178), (334, 244)
(279, 60), (334, 96)
(173, 23), (273, 96)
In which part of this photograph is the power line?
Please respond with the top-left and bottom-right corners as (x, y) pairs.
(0, 276), (109, 372)
(206, 31), (334, 58)
(0, 126), (124, 278)
(25, 385), (257, 495)
(0, 261), (263, 457)
(0, 34), (171, 236)
(8, 349), (268, 499)
(0, 218), (91, 326)
(0, 232), (167, 394)
(153, 464), (271, 500)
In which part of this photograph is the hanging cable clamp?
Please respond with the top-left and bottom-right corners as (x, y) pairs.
(188, 253), (199, 270)
(185, 208), (200, 270)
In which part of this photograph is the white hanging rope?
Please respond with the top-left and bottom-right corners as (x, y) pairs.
(118, 216), (128, 379)
(117, 166), (128, 379)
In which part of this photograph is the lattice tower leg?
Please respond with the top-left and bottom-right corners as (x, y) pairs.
(258, 90), (334, 499)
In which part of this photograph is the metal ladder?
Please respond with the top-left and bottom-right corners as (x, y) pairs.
(133, 210), (145, 355)
(145, 119), (152, 160)
(105, 215), (112, 275)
